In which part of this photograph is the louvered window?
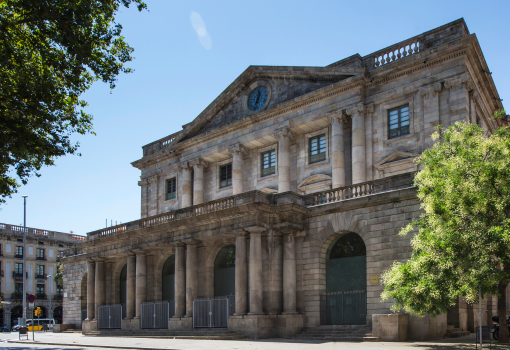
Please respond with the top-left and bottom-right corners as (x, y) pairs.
(309, 134), (326, 164)
(220, 163), (232, 188)
(261, 150), (276, 177)
(388, 105), (410, 139)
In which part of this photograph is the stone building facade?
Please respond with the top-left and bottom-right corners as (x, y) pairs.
(61, 19), (506, 340)
(0, 223), (84, 328)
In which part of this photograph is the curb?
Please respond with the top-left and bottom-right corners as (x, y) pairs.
(7, 340), (178, 350)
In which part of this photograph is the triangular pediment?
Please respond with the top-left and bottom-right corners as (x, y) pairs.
(375, 152), (419, 170)
(170, 65), (365, 145)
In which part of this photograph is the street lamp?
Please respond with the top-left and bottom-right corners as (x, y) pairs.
(22, 195), (27, 327)
(47, 274), (53, 321)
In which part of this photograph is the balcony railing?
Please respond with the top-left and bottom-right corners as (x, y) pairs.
(14, 254), (23, 259)
(12, 271), (24, 278)
(36, 256), (46, 261)
(35, 274), (47, 279)
(11, 293), (23, 300)
(54, 294), (63, 301)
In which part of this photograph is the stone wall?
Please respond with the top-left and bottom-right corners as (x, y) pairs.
(62, 260), (87, 328)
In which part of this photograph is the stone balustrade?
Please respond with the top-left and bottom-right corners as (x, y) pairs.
(0, 223), (83, 242)
(369, 39), (421, 69)
(142, 131), (181, 156)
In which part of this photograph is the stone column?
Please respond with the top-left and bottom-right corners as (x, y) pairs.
(147, 176), (158, 216)
(268, 232), (283, 314)
(179, 162), (192, 208)
(328, 112), (346, 189)
(234, 232), (248, 315)
(125, 252), (136, 319)
(283, 233), (297, 314)
(185, 243), (198, 317)
(419, 82), (442, 145)
(274, 127), (293, 193)
(190, 159), (208, 205)
(94, 258), (105, 319)
(135, 252), (147, 318)
(138, 179), (149, 219)
(86, 260), (95, 320)
(174, 244), (186, 317)
(247, 227), (265, 314)
(228, 143), (246, 195)
(348, 103), (366, 184)
(445, 73), (473, 124)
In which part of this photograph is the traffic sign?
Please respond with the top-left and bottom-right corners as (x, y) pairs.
(27, 294), (36, 303)
(29, 303), (34, 308)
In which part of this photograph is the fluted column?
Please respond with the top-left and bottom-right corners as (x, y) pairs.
(228, 143), (246, 195)
(190, 159), (208, 205)
(348, 103), (366, 184)
(135, 252), (146, 318)
(174, 244), (186, 317)
(138, 179), (149, 219)
(185, 243), (197, 317)
(179, 162), (192, 208)
(86, 260), (95, 320)
(94, 258), (105, 320)
(274, 127), (293, 193)
(234, 232), (248, 315)
(328, 112), (346, 188)
(283, 233), (297, 314)
(247, 227), (265, 314)
(125, 252), (136, 319)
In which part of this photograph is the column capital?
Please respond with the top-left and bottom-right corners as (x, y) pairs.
(147, 175), (158, 185)
(127, 251), (136, 257)
(228, 143), (247, 155)
(445, 73), (473, 91)
(189, 158), (208, 169)
(327, 111), (346, 125)
(175, 242), (186, 248)
(273, 126), (294, 140)
(135, 251), (146, 256)
(419, 82), (442, 98)
(178, 162), (190, 172)
(244, 226), (266, 235)
(346, 103), (365, 116)
(137, 178), (148, 187)
(365, 103), (374, 114)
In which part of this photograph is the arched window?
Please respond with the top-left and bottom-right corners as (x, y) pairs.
(162, 255), (175, 301)
(120, 264), (127, 306)
(214, 245), (235, 297)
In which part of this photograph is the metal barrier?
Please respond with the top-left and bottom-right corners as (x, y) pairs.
(193, 296), (234, 328)
(98, 304), (122, 329)
(141, 301), (170, 329)
(320, 291), (366, 325)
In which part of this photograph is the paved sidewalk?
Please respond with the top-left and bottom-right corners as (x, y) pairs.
(0, 331), (505, 350)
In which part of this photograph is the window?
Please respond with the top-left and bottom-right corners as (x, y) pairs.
(388, 105), (410, 139)
(219, 163), (232, 188)
(309, 134), (326, 164)
(15, 282), (23, 293)
(166, 177), (177, 200)
(38, 241), (44, 245)
(36, 265), (45, 277)
(56, 285), (63, 295)
(36, 284), (45, 294)
(261, 150), (276, 177)
(15, 246), (23, 257)
(15, 262), (23, 274)
(37, 248), (45, 259)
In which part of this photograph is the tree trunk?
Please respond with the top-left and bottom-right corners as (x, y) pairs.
(498, 281), (509, 343)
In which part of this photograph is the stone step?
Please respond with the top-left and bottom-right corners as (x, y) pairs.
(444, 331), (470, 338)
(294, 336), (372, 341)
(446, 328), (462, 333)
(91, 329), (247, 340)
(294, 326), (377, 342)
(447, 324), (455, 329)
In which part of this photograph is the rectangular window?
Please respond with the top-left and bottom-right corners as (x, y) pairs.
(15, 262), (23, 274)
(166, 177), (177, 200)
(261, 150), (276, 177)
(388, 105), (410, 139)
(36, 284), (45, 294)
(15, 246), (23, 257)
(37, 248), (45, 258)
(219, 163), (232, 188)
(56, 285), (63, 295)
(309, 134), (327, 164)
(15, 282), (23, 293)
(36, 265), (45, 277)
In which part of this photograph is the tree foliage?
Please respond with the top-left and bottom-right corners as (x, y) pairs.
(381, 120), (510, 341)
(0, 0), (146, 202)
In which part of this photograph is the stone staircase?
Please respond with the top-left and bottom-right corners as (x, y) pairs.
(293, 325), (379, 342)
(444, 324), (470, 338)
(87, 328), (247, 340)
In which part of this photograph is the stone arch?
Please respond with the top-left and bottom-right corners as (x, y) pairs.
(53, 306), (63, 324)
(204, 238), (235, 298)
(80, 273), (87, 311)
(161, 254), (175, 301)
(153, 247), (176, 301)
(111, 258), (127, 305)
(213, 244), (236, 297)
(119, 264), (127, 306)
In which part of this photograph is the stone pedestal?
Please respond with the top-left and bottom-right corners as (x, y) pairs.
(82, 319), (98, 334)
(372, 314), (409, 341)
(229, 314), (276, 339)
(121, 318), (141, 331)
(169, 316), (193, 330)
(408, 313), (447, 340)
(276, 314), (304, 338)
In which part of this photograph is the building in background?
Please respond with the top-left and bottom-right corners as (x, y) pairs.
(61, 19), (506, 340)
(0, 223), (84, 328)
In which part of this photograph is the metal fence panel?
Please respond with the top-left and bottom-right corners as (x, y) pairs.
(211, 298), (228, 328)
(98, 306), (110, 329)
(320, 291), (366, 325)
(193, 299), (211, 328)
(98, 305), (122, 329)
(154, 301), (169, 329)
(141, 302), (154, 329)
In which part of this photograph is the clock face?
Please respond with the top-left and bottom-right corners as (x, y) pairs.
(247, 86), (268, 112)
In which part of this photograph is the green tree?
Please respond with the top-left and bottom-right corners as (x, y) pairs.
(381, 119), (510, 342)
(0, 0), (146, 203)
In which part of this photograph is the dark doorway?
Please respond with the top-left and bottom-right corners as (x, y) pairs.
(323, 232), (367, 325)
(120, 264), (127, 306)
(214, 245), (235, 297)
(162, 255), (175, 301)
(11, 305), (23, 328)
(53, 306), (63, 324)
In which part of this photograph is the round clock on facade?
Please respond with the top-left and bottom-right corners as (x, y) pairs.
(247, 86), (268, 111)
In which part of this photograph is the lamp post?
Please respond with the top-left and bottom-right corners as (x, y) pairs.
(22, 195), (27, 327)
(47, 274), (53, 321)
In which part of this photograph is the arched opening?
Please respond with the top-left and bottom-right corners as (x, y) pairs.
(11, 306), (23, 328)
(80, 273), (87, 321)
(325, 232), (367, 325)
(120, 264), (127, 306)
(53, 306), (63, 324)
(162, 255), (175, 301)
(214, 244), (235, 297)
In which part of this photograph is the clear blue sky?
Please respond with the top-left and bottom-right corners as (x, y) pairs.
(1, 0), (509, 235)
